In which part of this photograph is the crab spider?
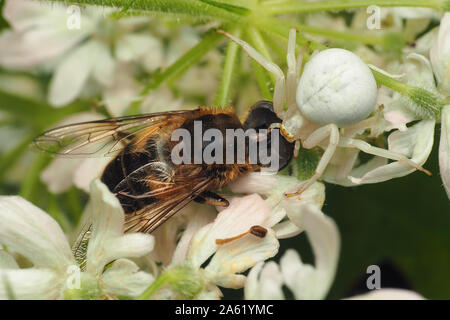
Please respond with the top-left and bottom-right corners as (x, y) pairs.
(218, 29), (431, 198)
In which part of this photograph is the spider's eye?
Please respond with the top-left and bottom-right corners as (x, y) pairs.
(243, 100), (294, 171)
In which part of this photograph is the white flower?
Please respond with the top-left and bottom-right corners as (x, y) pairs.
(389, 7), (441, 20)
(325, 119), (435, 186)
(0, 0), (161, 114)
(0, 179), (154, 299)
(0, 0), (90, 70)
(245, 203), (340, 300)
(347, 289), (424, 300)
(160, 194), (279, 299)
(430, 13), (450, 96)
(439, 105), (450, 199)
(229, 173), (326, 238)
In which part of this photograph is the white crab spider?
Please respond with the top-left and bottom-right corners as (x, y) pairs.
(219, 29), (431, 197)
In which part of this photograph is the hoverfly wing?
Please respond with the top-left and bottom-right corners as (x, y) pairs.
(116, 162), (214, 234)
(123, 177), (214, 234)
(33, 110), (193, 157)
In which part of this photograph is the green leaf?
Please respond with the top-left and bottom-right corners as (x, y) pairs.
(0, 89), (90, 129)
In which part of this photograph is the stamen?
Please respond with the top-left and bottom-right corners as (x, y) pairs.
(215, 225), (268, 245)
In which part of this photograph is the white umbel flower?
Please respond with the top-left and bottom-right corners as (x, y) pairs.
(430, 13), (450, 96)
(439, 105), (450, 199)
(230, 173), (325, 238)
(245, 203), (340, 300)
(162, 194), (279, 299)
(0, 179), (154, 299)
(0, 0), (162, 114)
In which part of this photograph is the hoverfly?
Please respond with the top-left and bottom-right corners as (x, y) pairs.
(34, 100), (294, 235)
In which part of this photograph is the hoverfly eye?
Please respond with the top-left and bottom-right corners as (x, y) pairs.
(243, 100), (294, 171)
(242, 100), (280, 130)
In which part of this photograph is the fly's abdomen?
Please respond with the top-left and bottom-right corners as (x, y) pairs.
(101, 138), (174, 213)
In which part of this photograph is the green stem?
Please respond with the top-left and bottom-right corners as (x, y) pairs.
(257, 18), (326, 51)
(0, 132), (38, 182)
(244, 27), (276, 98)
(251, 60), (273, 100)
(0, 89), (90, 129)
(371, 68), (410, 94)
(65, 188), (84, 225)
(47, 193), (73, 232)
(213, 29), (242, 108)
(296, 24), (398, 47)
(137, 272), (170, 300)
(263, 0), (444, 15)
(19, 154), (51, 201)
(126, 29), (223, 114)
(47, 0), (245, 22)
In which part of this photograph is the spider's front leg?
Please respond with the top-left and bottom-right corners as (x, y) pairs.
(285, 124), (340, 198)
(216, 30), (286, 115)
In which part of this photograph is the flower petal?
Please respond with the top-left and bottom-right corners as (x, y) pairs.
(430, 13), (450, 95)
(285, 204), (340, 299)
(244, 261), (284, 300)
(85, 180), (154, 275)
(349, 120), (435, 184)
(101, 259), (154, 298)
(0, 0), (86, 69)
(204, 229), (279, 289)
(73, 157), (111, 193)
(187, 194), (271, 268)
(230, 173), (325, 237)
(41, 157), (81, 193)
(0, 268), (62, 300)
(92, 44), (116, 88)
(171, 205), (216, 265)
(48, 40), (100, 106)
(280, 249), (316, 299)
(0, 251), (18, 269)
(0, 196), (74, 270)
(116, 34), (162, 64)
(347, 289), (424, 300)
(439, 105), (450, 199)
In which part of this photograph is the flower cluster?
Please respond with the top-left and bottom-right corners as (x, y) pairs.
(0, 0), (449, 300)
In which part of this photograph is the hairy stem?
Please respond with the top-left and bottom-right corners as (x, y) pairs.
(295, 24), (405, 50)
(137, 272), (170, 300)
(372, 68), (445, 118)
(46, 0), (245, 22)
(263, 0), (444, 15)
